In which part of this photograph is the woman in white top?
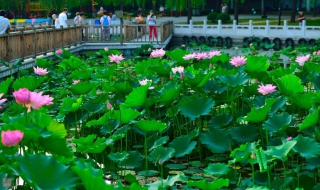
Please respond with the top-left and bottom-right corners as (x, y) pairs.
(147, 10), (157, 40)
(52, 14), (60, 28)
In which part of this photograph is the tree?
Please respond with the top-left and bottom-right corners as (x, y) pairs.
(290, 0), (298, 22)
(226, 0), (246, 25)
(313, 0), (317, 17)
(165, 0), (204, 24)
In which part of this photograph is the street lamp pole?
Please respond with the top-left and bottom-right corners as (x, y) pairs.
(278, 0), (282, 25)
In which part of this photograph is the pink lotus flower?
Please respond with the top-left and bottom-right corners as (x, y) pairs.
(257, 84), (277, 95)
(249, 43), (253, 47)
(195, 52), (208, 60)
(104, 47), (109, 51)
(318, 51), (320, 55)
(13, 88), (54, 112)
(1, 130), (24, 147)
(106, 101), (112, 110)
(33, 66), (49, 76)
(207, 51), (221, 59)
(209, 63), (213, 69)
(295, 54), (310, 66)
(183, 53), (196, 60)
(171, 66), (184, 74)
(286, 136), (292, 141)
(109, 54), (125, 64)
(56, 49), (62, 55)
(150, 49), (166, 58)
(73, 80), (81, 85)
(148, 48), (152, 52)
(139, 79), (154, 89)
(313, 51), (317, 55)
(230, 56), (247, 67)
(0, 93), (7, 109)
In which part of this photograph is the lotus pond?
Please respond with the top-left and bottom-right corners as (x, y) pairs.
(1, 44), (320, 190)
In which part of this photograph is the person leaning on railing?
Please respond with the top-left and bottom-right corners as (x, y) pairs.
(298, 11), (306, 26)
(76, 12), (85, 41)
(0, 10), (10, 34)
(135, 13), (144, 38)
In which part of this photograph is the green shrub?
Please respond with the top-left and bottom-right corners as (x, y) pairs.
(207, 12), (218, 22)
(217, 13), (231, 23)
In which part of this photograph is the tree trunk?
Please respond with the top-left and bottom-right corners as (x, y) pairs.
(261, 0), (267, 18)
(187, 0), (192, 24)
(290, 0), (297, 22)
(216, 0), (223, 12)
(313, 0), (317, 17)
(234, 1), (239, 25)
(23, 0), (27, 18)
(299, 0), (303, 11)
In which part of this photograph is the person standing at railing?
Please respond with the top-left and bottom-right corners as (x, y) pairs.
(147, 10), (157, 41)
(76, 12), (85, 41)
(135, 13), (144, 38)
(0, 10), (10, 34)
(58, 8), (69, 28)
(100, 10), (111, 41)
(298, 11), (306, 26)
(52, 14), (60, 28)
(159, 5), (164, 17)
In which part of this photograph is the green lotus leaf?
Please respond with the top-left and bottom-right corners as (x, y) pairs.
(293, 135), (320, 159)
(166, 105), (179, 117)
(36, 58), (51, 68)
(71, 81), (97, 95)
(305, 62), (320, 73)
(184, 66), (212, 87)
(146, 174), (185, 189)
(168, 135), (197, 157)
(311, 74), (320, 91)
(123, 84), (149, 108)
(165, 164), (187, 170)
(13, 76), (46, 91)
(178, 95), (215, 121)
(187, 179), (229, 190)
(137, 170), (158, 176)
(245, 83), (260, 96)
(29, 110), (52, 129)
(83, 103), (105, 114)
(95, 65), (117, 79)
(208, 114), (233, 128)
(275, 74), (304, 96)
(150, 59), (173, 77)
(149, 146), (175, 164)
(123, 183), (147, 190)
(135, 59), (156, 75)
(306, 157), (320, 170)
(72, 159), (114, 190)
(263, 112), (292, 134)
(290, 93), (316, 110)
(119, 151), (144, 169)
(111, 106), (140, 124)
(47, 120), (67, 138)
(255, 147), (268, 172)
(114, 81), (133, 94)
(203, 79), (227, 94)
(39, 137), (73, 158)
(135, 120), (167, 132)
(265, 140), (297, 162)
(270, 96), (287, 114)
(72, 135), (113, 153)
(70, 69), (93, 80)
(100, 120), (120, 135)
(268, 62), (297, 79)
(60, 97), (82, 114)
(230, 124), (258, 143)
(245, 55), (269, 73)
(166, 49), (191, 64)
(156, 85), (181, 106)
(200, 128), (232, 153)
(0, 76), (14, 96)
(217, 72), (249, 87)
(246, 186), (270, 190)
(299, 108), (320, 131)
(244, 98), (276, 123)
(230, 142), (255, 162)
(59, 56), (84, 70)
(108, 152), (129, 163)
(204, 163), (230, 177)
(11, 154), (79, 189)
(270, 178), (293, 190)
(86, 113), (110, 128)
(149, 136), (169, 151)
